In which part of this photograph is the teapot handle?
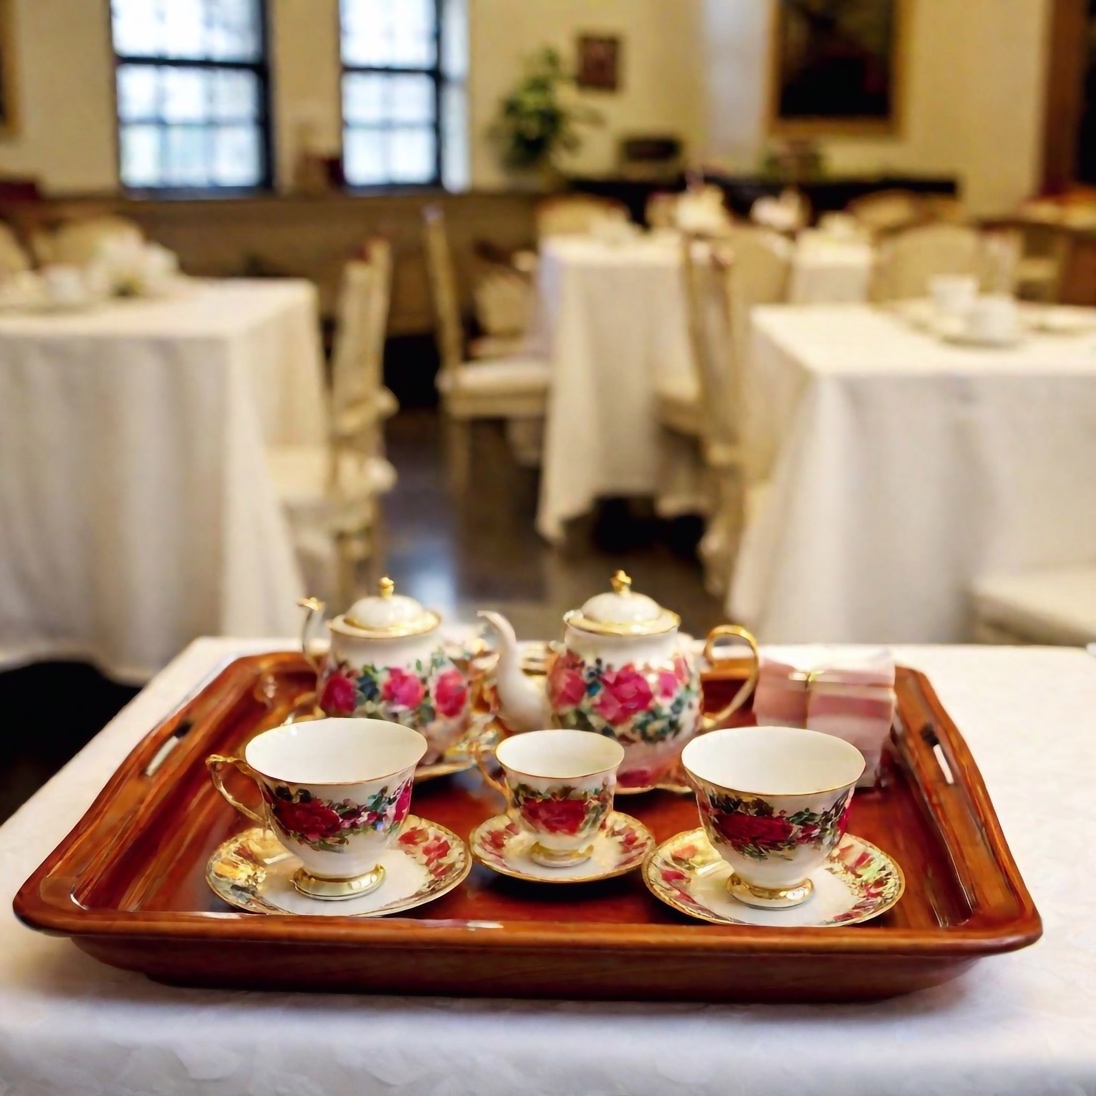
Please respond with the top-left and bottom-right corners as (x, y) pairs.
(701, 624), (761, 730)
(296, 597), (326, 677)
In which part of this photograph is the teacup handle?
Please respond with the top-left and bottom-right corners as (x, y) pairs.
(472, 740), (508, 801)
(296, 596), (326, 677)
(206, 754), (266, 825)
(701, 624), (761, 730)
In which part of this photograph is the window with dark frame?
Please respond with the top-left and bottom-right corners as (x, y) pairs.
(340, 0), (444, 187)
(111, 0), (272, 191)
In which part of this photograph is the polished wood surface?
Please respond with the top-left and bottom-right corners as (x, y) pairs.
(14, 653), (1041, 1003)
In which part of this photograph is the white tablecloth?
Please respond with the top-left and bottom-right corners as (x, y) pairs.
(732, 304), (1096, 643)
(535, 237), (873, 541)
(1, 636), (1093, 1096)
(0, 281), (326, 680)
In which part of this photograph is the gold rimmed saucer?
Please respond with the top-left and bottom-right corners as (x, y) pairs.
(643, 829), (904, 927)
(206, 816), (471, 917)
(470, 811), (654, 884)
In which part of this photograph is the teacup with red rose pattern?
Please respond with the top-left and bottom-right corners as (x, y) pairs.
(207, 718), (428, 900)
(476, 729), (625, 868)
(681, 727), (865, 909)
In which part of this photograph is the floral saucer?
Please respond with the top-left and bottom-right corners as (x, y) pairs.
(206, 816), (471, 916)
(470, 811), (654, 884)
(643, 829), (904, 927)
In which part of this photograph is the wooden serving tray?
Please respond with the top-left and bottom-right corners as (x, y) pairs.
(14, 652), (1041, 1003)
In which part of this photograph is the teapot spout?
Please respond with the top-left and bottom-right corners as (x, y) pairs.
(477, 610), (550, 732)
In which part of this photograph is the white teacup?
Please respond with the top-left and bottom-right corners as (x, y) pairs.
(42, 264), (87, 307)
(929, 274), (978, 318)
(965, 293), (1019, 344)
(207, 718), (427, 900)
(476, 729), (625, 868)
(682, 727), (865, 909)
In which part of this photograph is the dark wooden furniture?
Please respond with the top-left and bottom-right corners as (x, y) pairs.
(14, 651), (1040, 1003)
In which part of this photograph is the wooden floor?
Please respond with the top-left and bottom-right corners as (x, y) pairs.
(0, 408), (722, 824)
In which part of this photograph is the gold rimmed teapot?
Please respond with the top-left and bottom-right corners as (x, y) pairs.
(299, 578), (479, 764)
(478, 571), (760, 790)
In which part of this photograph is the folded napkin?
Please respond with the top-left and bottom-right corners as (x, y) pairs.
(750, 193), (804, 233)
(753, 646), (896, 787)
(88, 237), (180, 298)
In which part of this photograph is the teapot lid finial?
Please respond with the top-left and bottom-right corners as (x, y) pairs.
(564, 571), (680, 637)
(378, 576), (395, 599)
(610, 570), (632, 595)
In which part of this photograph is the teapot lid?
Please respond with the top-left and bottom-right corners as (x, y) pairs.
(564, 571), (680, 637)
(337, 577), (440, 638)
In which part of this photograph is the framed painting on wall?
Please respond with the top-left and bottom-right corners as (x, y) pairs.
(575, 34), (622, 92)
(0, 0), (18, 137)
(768, 0), (905, 136)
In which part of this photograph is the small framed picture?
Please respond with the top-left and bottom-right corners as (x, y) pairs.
(576, 34), (621, 92)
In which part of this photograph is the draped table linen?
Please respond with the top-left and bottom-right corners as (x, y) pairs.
(535, 236), (873, 541)
(0, 281), (326, 680)
(732, 304), (1096, 642)
(0, 636), (1093, 1096)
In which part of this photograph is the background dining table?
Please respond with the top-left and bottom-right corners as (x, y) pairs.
(0, 635), (1092, 1095)
(0, 279), (326, 681)
(733, 303), (1096, 643)
(534, 233), (874, 542)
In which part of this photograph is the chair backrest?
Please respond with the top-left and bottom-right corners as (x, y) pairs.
(473, 263), (532, 338)
(846, 189), (924, 235)
(872, 222), (985, 300)
(680, 235), (742, 457)
(45, 215), (145, 266)
(0, 221), (31, 275)
(331, 237), (392, 434)
(421, 204), (465, 383)
(722, 225), (793, 318)
(534, 193), (629, 239)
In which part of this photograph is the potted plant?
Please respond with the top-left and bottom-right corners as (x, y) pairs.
(493, 47), (601, 187)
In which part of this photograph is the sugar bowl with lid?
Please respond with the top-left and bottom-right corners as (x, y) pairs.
(479, 571), (760, 790)
(300, 578), (476, 764)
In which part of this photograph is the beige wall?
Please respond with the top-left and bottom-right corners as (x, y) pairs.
(0, 0), (1051, 212)
(0, 0), (116, 191)
(702, 0), (1051, 214)
(468, 0), (707, 187)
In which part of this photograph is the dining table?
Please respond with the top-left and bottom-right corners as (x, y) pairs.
(732, 303), (1096, 643)
(1, 634), (1093, 1095)
(0, 279), (326, 682)
(535, 233), (874, 543)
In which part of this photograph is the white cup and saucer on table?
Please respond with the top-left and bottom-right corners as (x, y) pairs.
(947, 293), (1022, 347)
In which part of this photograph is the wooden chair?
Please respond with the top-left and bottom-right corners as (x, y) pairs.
(971, 565), (1096, 646)
(871, 223), (986, 301)
(846, 189), (925, 235)
(267, 243), (398, 601)
(655, 237), (759, 595)
(422, 205), (550, 491)
(35, 215), (145, 266)
(533, 193), (630, 239)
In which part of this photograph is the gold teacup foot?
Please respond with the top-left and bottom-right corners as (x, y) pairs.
(728, 874), (814, 910)
(291, 864), (385, 901)
(529, 842), (595, 869)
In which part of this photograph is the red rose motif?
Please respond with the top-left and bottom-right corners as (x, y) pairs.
(382, 667), (426, 710)
(319, 672), (357, 715)
(673, 654), (691, 683)
(519, 795), (589, 835)
(711, 809), (795, 849)
(272, 797), (344, 843)
(548, 662), (587, 711)
(657, 669), (679, 699)
(392, 780), (413, 823)
(837, 796), (853, 837)
(433, 669), (469, 719)
(593, 667), (653, 726)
